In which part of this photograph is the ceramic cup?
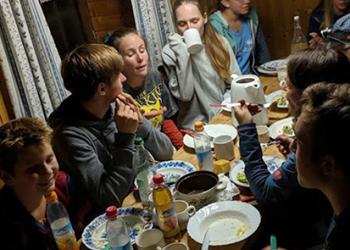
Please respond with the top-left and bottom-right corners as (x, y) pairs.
(213, 135), (235, 160)
(135, 228), (166, 250)
(157, 242), (189, 250)
(174, 171), (227, 209)
(256, 125), (269, 144)
(151, 200), (196, 230)
(183, 28), (203, 54)
(174, 200), (196, 231)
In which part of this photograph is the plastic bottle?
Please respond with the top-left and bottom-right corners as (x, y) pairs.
(46, 191), (78, 250)
(290, 16), (308, 54)
(105, 206), (132, 250)
(133, 137), (155, 207)
(193, 121), (213, 171)
(152, 174), (180, 240)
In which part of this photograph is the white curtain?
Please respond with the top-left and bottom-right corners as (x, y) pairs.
(131, 0), (175, 71)
(0, 0), (67, 119)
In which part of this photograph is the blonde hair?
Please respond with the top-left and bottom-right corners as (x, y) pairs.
(0, 118), (52, 175)
(173, 0), (231, 80)
(61, 44), (124, 100)
(320, 0), (350, 29)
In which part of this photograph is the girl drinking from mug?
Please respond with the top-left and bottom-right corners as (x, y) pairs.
(105, 28), (184, 149)
(162, 0), (241, 130)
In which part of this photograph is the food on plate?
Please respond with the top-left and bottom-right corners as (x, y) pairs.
(272, 92), (288, 108)
(282, 125), (294, 136)
(276, 95), (288, 107)
(237, 224), (249, 237)
(236, 172), (248, 184)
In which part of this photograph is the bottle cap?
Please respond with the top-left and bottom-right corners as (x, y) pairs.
(46, 191), (58, 203)
(105, 205), (118, 219)
(294, 16), (299, 21)
(135, 137), (144, 145)
(194, 121), (204, 131)
(153, 174), (164, 185)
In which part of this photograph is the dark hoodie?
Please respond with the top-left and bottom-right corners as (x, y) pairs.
(48, 95), (173, 211)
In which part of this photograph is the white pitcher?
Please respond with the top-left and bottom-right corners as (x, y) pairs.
(230, 74), (268, 126)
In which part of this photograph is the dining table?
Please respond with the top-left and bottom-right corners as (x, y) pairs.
(118, 75), (290, 250)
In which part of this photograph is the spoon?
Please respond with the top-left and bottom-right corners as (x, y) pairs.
(210, 102), (271, 109)
(201, 227), (210, 250)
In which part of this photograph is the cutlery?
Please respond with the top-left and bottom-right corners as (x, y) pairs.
(270, 234), (277, 250)
(210, 103), (271, 109)
(201, 227), (210, 250)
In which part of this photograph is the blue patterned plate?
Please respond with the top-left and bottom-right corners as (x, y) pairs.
(82, 207), (153, 250)
(155, 160), (196, 186)
(257, 59), (288, 75)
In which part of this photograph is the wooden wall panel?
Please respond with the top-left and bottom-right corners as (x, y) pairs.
(252, 0), (320, 58)
(78, 0), (134, 43)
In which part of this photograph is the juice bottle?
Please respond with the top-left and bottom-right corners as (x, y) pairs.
(152, 174), (180, 240)
(46, 191), (78, 250)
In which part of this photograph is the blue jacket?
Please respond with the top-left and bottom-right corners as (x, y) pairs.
(209, 9), (271, 74)
(238, 123), (331, 249)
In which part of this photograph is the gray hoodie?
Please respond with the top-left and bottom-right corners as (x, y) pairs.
(162, 33), (241, 129)
(48, 95), (173, 208)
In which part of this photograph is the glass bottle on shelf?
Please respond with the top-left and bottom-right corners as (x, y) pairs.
(290, 16), (308, 54)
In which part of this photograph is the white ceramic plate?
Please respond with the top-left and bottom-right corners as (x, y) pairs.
(229, 156), (285, 188)
(183, 124), (237, 149)
(266, 90), (288, 109)
(269, 117), (295, 139)
(257, 59), (288, 75)
(187, 201), (261, 246)
(82, 207), (153, 250)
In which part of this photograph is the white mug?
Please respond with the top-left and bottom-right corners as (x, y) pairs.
(256, 125), (269, 144)
(183, 28), (203, 54)
(135, 229), (166, 250)
(151, 200), (196, 230)
(213, 135), (235, 160)
(174, 200), (196, 231)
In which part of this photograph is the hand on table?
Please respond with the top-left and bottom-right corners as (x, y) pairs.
(115, 93), (142, 133)
(233, 99), (261, 125)
(276, 135), (294, 157)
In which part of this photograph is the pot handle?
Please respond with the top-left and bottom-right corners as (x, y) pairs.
(216, 173), (228, 191)
(187, 205), (196, 217)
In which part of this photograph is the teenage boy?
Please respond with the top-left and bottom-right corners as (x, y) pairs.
(48, 44), (173, 211)
(0, 117), (59, 250)
(293, 82), (350, 249)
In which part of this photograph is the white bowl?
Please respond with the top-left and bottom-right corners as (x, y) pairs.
(187, 201), (261, 246)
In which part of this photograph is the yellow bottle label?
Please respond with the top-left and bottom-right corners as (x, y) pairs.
(157, 206), (180, 238)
